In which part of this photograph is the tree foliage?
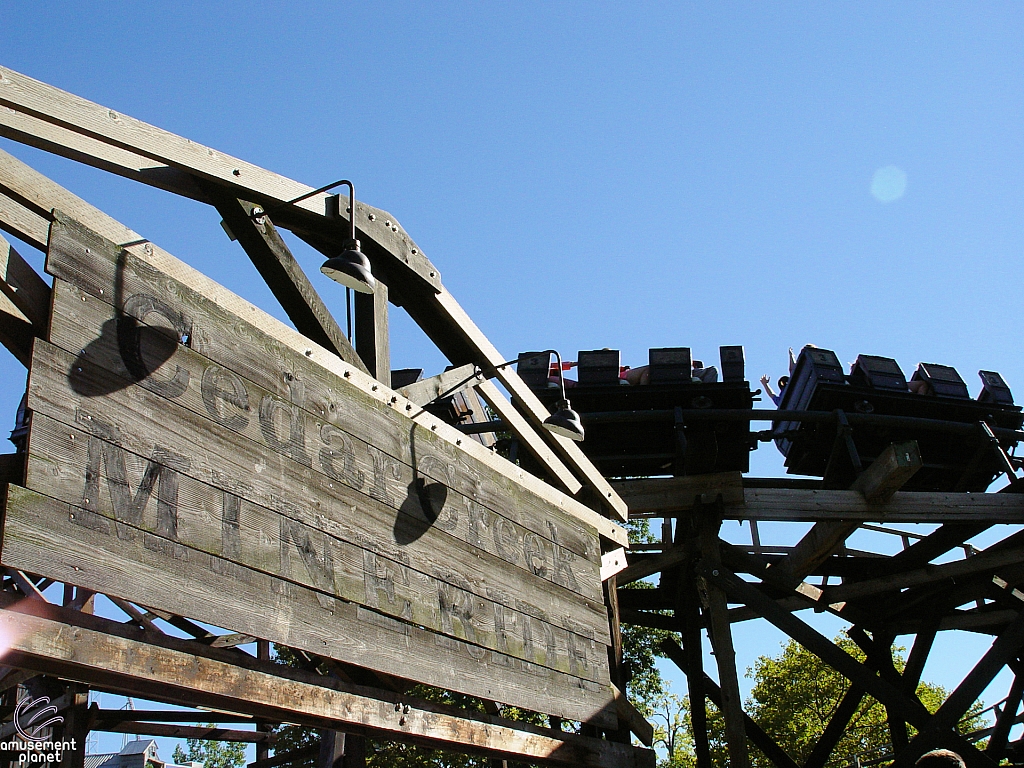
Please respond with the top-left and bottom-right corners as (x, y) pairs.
(652, 634), (988, 768)
(170, 728), (247, 768)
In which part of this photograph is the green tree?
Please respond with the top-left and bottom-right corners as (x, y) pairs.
(652, 634), (989, 768)
(650, 691), (695, 768)
(744, 635), (986, 767)
(170, 727), (247, 768)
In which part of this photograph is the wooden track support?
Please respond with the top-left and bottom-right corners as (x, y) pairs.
(0, 603), (654, 768)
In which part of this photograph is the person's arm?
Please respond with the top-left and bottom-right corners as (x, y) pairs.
(788, 347), (797, 374)
(760, 374), (779, 404)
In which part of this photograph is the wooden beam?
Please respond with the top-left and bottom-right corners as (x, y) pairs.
(730, 488), (1024, 524)
(801, 684), (866, 768)
(611, 684), (654, 747)
(701, 674), (799, 768)
(0, 287), (33, 365)
(0, 187), (49, 250)
(203, 187), (367, 374)
(762, 445), (923, 590)
(986, 672), (1024, 760)
(0, 231), (50, 329)
(0, 606), (653, 768)
(822, 545), (1024, 604)
(248, 744), (320, 768)
(711, 564), (1000, 768)
(849, 441), (922, 504)
(354, 271), (390, 385)
(660, 636), (709, 768)
(94, 710), (256, 724)
(434, 289), (627, 521)
(697, 517), (749, 768)
(611, 473), (744, 517)
(397, 363), (483, 406)
(709, 567), (932, 728)
(0, 97), (208, 202)
(475, 378), (583, 497)
(99, 722), (276, 743)
(615, 546), (690, 586)
(0, 65), (443, 293)
(900, 610), (1024, 758)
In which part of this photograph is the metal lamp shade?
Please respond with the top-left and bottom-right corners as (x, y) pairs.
(320, 246), (375, 294)
(543, 402), (585, 441)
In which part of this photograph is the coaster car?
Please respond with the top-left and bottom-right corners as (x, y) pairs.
(776, 347), (1023, 491)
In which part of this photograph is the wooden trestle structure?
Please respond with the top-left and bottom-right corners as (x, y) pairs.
(0, 64), (1023, 768)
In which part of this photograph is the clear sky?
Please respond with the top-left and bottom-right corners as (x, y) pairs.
(1, 1), (1022, 761)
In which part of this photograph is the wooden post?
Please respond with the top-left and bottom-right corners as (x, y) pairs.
(57, 682), (90, 768)
(318, 730), (366, 768)
(256, 640), (272, 765)
(202, 187), (367, 373)
(696, 509), (750, 768)
(986, 666), (1024, 760)
(354, 266), (390, 386)
(661, 636), (710, 768)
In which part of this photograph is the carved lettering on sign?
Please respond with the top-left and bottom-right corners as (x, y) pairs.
(118, 294), (192, 398)
(201, 365), (251, 430)
(319, 424), (365, 490)
(77, 410), (190, 549)
(259, 380), (311, 467)
(362, 549), (413, 620)
(279, 518), (336, 611)
(366, 446), (401, 506)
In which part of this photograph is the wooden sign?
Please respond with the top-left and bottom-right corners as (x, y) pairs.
(3, 214), (616, 726)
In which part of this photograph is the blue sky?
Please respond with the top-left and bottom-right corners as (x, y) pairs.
(1, 1), (1023, 760)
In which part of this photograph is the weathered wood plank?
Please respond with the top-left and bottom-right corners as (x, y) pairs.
(23, 409), (609, 680)
(0, 102), (208, 201)
(398, 364), (483, 406)
(0, 187), (48, 250)
(849, 441), (922, 504)
(40, 294), (604, 594)
(0, 65), (444, 292)
(27, 337), (609, 643)
(0, 231), (50, 329)
(612, 473), (745, 517)
(697, 520), (749, 768)
(100, 722), (274, 743)
(615, 546), (689, 586)
(476, 379), (583, 497)
(35, 211), (625, 547)
(354, 271), (390, 385)
(821, 545), (1024, 604)
(730, 488), (1024, 524)
(2, 485), (614, 726)
(0, 605), (651, 767)
(0, 287), (32, 365)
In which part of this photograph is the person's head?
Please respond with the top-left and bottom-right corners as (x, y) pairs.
(779, 376), (789, 389)
(915, 749), (965, 767)
(692, 360), (703, 369)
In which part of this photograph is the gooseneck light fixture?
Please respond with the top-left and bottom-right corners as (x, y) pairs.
(533, 349), (585, 442)
(319, 180), (375, 294)
(419, 350), (585, 442)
